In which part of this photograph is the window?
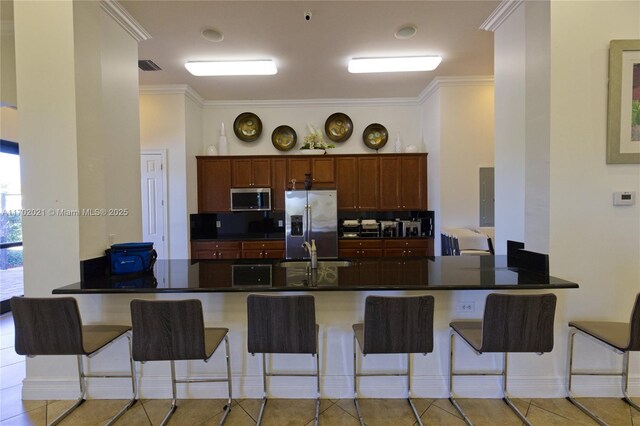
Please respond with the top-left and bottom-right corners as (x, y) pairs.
(1, 139), (22, 313)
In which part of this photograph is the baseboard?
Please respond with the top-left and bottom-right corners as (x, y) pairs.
(21, 374), (640, 400)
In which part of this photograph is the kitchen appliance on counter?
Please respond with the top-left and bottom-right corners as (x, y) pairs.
(401, 220), (422, 237)
(380, 221), (397, 237)
(341, 219), (360, 238)
(360, 219), (380, 237)
(230, 188), (271, 211)
(285, 190), (338, 259)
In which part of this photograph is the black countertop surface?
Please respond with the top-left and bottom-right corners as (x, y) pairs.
(54, 256), (578, 294)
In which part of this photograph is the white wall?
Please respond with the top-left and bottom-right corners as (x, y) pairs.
(421, 80), (495, 255)
(0, 106), (18, 141)
(185, 95), (203, 233)
(139, 92), (188, 259)
(0, 3), (17, 107)
(548, 0), (640, 388)
(15, 0), (144, 396)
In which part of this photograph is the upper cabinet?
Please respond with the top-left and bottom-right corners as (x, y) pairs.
(198, 158), (231, 212)
(232, 158), (271, 188)
(287, 157), (335, 188)
(379, 155), (427, 210)
(198, 154), (427, 213)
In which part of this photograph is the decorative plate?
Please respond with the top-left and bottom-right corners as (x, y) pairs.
(324, 112), (353, 143)
(362, 123), (388, 150)
(271, 125), (297, 151)
(233, 112), (262, 142)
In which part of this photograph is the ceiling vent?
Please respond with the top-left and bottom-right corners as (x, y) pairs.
(138, 60), (161, 71)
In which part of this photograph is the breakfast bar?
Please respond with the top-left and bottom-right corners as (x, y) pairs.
(53, 255), (578, 294)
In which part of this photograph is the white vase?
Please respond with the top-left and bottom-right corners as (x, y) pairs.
(218, 135), (228, 155)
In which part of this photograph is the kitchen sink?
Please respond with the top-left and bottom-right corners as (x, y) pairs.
(278, 259), (352, 268)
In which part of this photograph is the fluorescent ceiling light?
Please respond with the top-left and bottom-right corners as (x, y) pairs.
(185, 60), (277, 76)
(348, 56), (442, 73)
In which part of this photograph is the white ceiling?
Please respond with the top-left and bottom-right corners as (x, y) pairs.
(121, 1), (498, 101)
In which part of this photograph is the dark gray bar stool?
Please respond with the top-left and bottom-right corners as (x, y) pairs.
(449, 293), (557, 426)
(10, 296), (136, 426)
(352, 295), (435, 426)
(247, 294), (319, 426)
(567, 292), (640, 425)
(130, 299), (231, 426)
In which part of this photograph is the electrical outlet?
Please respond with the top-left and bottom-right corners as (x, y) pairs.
(108, 234), (115, 245)
(216, 221), (221, 228)
(278, 220), (283, 227)
(455, 302), (475, 313)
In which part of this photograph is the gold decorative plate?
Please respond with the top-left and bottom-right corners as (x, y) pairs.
(362, 123), (388, 150)
(233, 112), (262, 142)
(324, 112), (353, 143)
(271, 125), (297, 151)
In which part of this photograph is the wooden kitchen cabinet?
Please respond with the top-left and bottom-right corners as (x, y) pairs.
(271, 158), (288, 211)
(335, 156), (379, 210)
(197, 158), (231, 212)
(191, 241), (242, 260)
(288, 157), (335, 188)
(338, 239), (383, 258)
(242, 240), (285, 259)
(379, 155), (427, 210)
(232, 158), (271, 188)
(383, 239), (432, 257)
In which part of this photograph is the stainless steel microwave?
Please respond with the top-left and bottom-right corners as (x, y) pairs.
(230, 188), (271, 211)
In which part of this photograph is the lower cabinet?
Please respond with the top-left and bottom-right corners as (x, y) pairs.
(242, 240), (285, 259)
(338, 239), (383, 258)
(383, 239), (432, 257)
(192, 240), (285, 260)
(191, 241), (241, 260)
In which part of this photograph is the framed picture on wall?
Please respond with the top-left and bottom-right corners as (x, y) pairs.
(607, 39), (640, 164)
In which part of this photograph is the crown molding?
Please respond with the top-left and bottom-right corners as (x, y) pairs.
(139, 85), (205, 107)
(100, 0), (151, 42)
(0, 20), (14, 37)
(479, 0), (524, 32)
(417, 76), (494, 104)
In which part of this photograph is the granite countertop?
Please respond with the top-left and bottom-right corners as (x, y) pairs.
(54, 255), (578, 294)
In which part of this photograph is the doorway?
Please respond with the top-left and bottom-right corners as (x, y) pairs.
(140, 151), (168, 260)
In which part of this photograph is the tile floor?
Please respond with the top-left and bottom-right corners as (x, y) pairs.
(1, 312), (638, 425)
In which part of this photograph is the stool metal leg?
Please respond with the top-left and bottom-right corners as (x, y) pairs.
(406, 353), (423, 426)
(448, 330), (473, 426)
(353, 332), (365, 426)
(314, 332), (320, 426)
(158, 360), (178, 426)
(622, 351), (640, 411)
(500, 353), (531, 426)
(566, 328), (610, 426)
(105, 333), (138, 426)
(217, 334), (233, 426)
(256, 353), (268, 426)
(49, 355), (87, 426)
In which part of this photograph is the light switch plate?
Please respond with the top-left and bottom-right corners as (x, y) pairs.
(613, 191), (636, 206)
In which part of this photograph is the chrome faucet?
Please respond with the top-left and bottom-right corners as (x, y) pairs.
(302, 239), (318, 269)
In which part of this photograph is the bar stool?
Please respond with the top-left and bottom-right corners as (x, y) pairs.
(567, 292), (640, 425)
(130, 299), (232, 426)
(449, 293), (557, 426)
(352, 295), (435, 426)
(10, 296), (136, 426)
(247, 294), (319, 426)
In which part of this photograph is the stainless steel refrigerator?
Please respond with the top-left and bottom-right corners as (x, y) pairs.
(285, 190), (338, 259)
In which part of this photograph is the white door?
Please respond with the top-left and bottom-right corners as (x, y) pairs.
(140, 153), (167, 259)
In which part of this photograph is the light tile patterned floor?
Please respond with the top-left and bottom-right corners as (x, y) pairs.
(1, 313), (638, 425)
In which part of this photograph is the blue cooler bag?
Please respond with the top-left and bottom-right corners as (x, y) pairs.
(108, 242), (157, 274)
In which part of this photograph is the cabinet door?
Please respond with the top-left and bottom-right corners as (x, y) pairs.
(335, 157), (357, 210)
(379, 156), (401, 209)
(357, 157), (379, 210)
(198, 158), (231, 212)
(271, 158), (288, 211)
(251, 159), (271, 187)
(311, 157), (335, 185)
(231, 159), (253, 187)
(287, 158), (311, 185)
(401, 155), (426, 210)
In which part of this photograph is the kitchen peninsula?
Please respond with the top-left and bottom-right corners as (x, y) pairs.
(54, 254), (578, 294)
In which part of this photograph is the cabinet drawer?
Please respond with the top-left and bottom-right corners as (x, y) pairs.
(242, 240), (285, 251)
(384, 239), (429, 249)
(339, 248), (383, 258)
(193, 241), (241, 251)
(339, 239), (383, 249)
(243, 249), (285, 259)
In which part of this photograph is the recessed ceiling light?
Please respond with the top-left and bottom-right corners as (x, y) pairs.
(201, 28), (224, 42)
(185, 60), (278, 76)
(395, 25), (417, 40)
(348, 56), (442, 73)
